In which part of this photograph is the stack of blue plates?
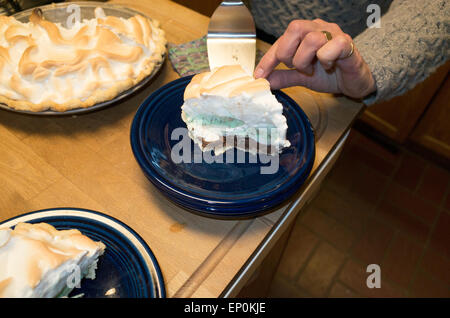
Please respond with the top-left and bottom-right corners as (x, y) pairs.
(130, 76), (315, 219)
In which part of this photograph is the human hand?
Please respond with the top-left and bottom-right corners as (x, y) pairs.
(254, 19), (376, 99)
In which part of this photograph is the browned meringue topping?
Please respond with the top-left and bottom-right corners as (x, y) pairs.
(0, 7), (166, 112)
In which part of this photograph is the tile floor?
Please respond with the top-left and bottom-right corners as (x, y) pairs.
(267, 127), (450, 298)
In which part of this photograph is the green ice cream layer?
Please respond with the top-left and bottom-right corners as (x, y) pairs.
(184, 113), (280, 143)
(185, 114), (245, 128)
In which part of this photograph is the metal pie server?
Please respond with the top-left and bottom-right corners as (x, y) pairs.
(207, 1), (256, 74)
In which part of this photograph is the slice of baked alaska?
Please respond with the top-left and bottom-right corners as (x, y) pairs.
(0, 222), (105, 298)
(181, 65), (290, 155)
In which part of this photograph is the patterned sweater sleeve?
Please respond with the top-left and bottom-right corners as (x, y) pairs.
(355, 0), (450, 105)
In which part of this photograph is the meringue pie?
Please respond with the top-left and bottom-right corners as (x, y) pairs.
(0, 7), (166, 112)
(181, 65), (290, 155)
(0, 222), (105, 298)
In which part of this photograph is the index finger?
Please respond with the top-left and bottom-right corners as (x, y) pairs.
(254, 38), (281, 78)
(255, 19), (318, 78)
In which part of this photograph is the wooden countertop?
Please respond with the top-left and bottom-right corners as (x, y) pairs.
(0, 0), (364, 297)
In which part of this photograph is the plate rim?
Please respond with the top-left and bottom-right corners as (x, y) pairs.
(130, 75), (315, 217)
(0, 207), (166, 298)
(0, 1), (166, 116)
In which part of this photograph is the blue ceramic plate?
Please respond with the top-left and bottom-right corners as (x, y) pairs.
(131, 76), (315, 218)
(0, 208), (165, 298)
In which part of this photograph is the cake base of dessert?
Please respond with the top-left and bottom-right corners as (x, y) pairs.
(196, 135), (276, 156)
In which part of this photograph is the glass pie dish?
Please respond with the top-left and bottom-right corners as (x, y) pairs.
(0, 1), (166, 115)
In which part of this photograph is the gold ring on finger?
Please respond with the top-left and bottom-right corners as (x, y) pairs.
(321, 30), (332, 42)
(345, 42), (355, 58)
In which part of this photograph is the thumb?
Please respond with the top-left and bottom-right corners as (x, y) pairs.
(266, 69), (310, 90)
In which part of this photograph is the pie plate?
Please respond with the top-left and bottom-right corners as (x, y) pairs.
(130, 76), (315, 219)
(0, 208), (165, 298)
(0, 2), (165, 116)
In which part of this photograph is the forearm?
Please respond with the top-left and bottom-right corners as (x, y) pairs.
(355, 0), (450, 105)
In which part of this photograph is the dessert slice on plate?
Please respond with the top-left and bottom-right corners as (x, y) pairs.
(181, 65), (290, 155)
(0, 222), (105, 298)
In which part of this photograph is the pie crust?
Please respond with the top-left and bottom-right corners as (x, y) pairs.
(0, 7), (166, 112)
